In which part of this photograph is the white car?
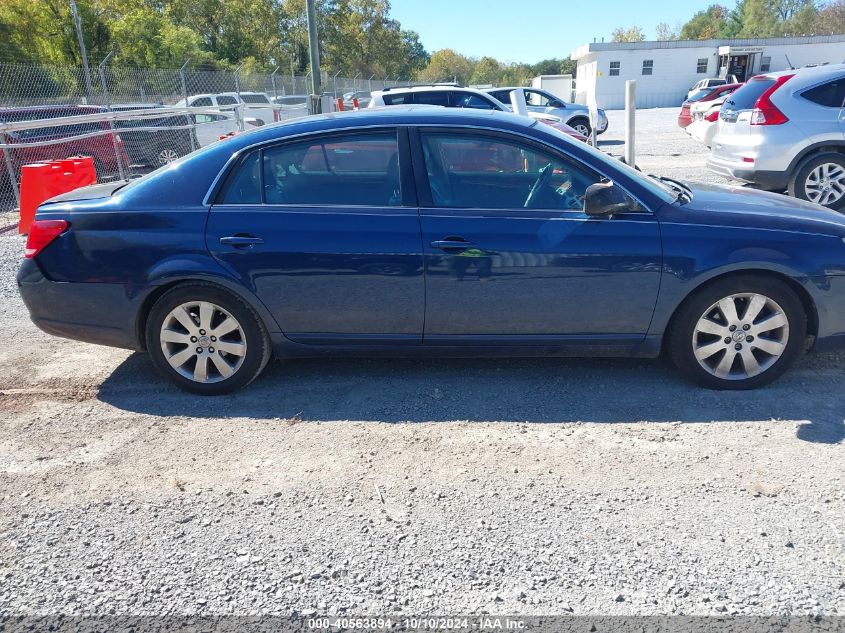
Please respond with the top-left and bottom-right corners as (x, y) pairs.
(686, 75), (738, 101)
(220, 91), (277, 126)
(174, 94), (263, 146)
(685, 95), (729, 148)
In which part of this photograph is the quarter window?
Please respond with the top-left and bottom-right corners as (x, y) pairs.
(420, 132), (605, 211)
(219, 151), (262, 204)
(262, 131), (400, 207)
(609, 61), (621, 76)
(802, 79), (845, 108)
(642, 60), (654, 76)
(217, 95), (239, 106)
(191, 97), (213, 107)
(697, 58), (708, 74)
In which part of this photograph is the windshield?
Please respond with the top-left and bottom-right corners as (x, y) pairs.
(534, 122), (677, 203)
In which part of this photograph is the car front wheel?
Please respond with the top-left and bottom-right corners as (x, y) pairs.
(146, 283), (271, 394)
(789, 153), (845, 211)
(667, 276), (806, 389)
(569, 118), (591, 137)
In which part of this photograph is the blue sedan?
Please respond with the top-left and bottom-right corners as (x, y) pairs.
(16, 107), (845, 394)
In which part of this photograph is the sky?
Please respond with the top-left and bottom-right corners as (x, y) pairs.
(390, 0), (719, 64)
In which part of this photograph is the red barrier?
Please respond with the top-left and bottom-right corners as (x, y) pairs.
(19, 156), (97, 234)
(352, 98), (360, 110)
(336, 98), (344, 112)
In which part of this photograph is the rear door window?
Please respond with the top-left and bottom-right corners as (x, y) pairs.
(412, 91), (450, 106)
(802, 79), (845, 108)
(262, 131), (401, 207)
(191, 97), (213, 107)
(241, 94), (270, 104)
(217, 95), (239, 106)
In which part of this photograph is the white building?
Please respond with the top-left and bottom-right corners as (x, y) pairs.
(571, 34), (845, 109)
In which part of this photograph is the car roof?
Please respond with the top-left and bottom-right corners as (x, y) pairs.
(374, 84), (471, 95)
(111, 103), (163, 109)
(760, 62), (845, 82)
(209, 106), (535, 154)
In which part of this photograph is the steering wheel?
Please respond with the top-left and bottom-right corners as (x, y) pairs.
(524, 162), (553, 208)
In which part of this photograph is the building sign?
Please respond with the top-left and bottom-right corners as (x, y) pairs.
(718, 46), (764, 55)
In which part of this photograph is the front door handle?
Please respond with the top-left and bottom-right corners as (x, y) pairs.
(220, 235), (264, 247)
(431, 238), (475, 252)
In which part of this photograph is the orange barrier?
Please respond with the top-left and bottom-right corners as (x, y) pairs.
(352, 98), (360, 110)
(336, 98), (344, 112)
(19, 156), (96, 234)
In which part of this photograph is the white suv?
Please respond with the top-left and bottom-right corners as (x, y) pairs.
(368, 85), (588, 140)
(707, 64), (845, 210)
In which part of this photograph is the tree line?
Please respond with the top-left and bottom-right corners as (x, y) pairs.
(612, 0), (845, 42)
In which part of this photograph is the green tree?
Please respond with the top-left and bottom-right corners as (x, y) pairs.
(679, 5), (729, 39)
(417, 48), (473, 84)
(611, 25), (646, 42)
(739, 0), (781, 35)
(469, 56), (501, 85)
(814, 0), (845, 34)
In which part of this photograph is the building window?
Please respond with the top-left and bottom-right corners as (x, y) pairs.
(697, 58), (708, 74)
(642, 60), (654, 75)
(609, 61), (620, 76)
(760, 56), (771, 72)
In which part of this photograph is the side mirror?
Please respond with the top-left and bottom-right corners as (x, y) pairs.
(583, 181), (632, 216)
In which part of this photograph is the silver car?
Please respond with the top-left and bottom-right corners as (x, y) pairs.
(708, 64), (845, 210)
(485, 87), (608, 137)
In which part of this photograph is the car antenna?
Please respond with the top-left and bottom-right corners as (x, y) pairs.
(784, 53), (795, 70)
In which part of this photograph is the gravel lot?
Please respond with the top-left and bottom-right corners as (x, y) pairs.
(1, 108), (843, 620)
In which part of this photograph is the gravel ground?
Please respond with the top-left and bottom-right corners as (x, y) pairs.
(1, 108), (844, 620)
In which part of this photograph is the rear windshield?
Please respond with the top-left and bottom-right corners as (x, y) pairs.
(241, 94), (270, 104)
(723, 77), (774, 111)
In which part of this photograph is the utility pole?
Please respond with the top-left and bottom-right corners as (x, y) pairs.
(305, 0), (321, 114)
(69, 0), (95, 102)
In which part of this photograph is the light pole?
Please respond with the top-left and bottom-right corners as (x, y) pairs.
(305, 0), (321, 114)
(69, 0), (94, 102)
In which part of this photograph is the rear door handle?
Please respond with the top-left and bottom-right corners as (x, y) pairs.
(220, 235), (264, 247)
(431, 239), (475, 251)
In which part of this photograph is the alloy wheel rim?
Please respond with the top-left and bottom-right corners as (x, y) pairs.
(574, 123), (590, 136)
(692, 293), (789, 380)
(160, 301), (247, 383)
(158, 148), (179, 165)
(805, 162), (845, 206)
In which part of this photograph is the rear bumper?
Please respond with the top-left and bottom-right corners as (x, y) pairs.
(17, 259), (141, 350)
(706, 155), (789, 191)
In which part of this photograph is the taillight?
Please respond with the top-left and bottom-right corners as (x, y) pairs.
(705, 109), (719, 122)
(24, 219), (68, 258)
(750, 74), (793, 125)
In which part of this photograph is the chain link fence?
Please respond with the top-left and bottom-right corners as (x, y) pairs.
(0, 62), (413, 216)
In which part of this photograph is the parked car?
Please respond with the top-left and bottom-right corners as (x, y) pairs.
(19, 107), (845, 395)
(111, 104), (198, 167)
(678, 83), (743, 128)
(485, 86), (608, 137)
(0, 105), (128, 180)
(685, 98), (727, 148)
(687, 75), (739, 100)
(221, 91), (278, 126)
(175, 93), (266, 129)
(369, 85), (588, 141)
(708, 64), (845, 210)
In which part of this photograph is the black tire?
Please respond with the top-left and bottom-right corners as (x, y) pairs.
(145, 282), (271, 395)
(667, 275), (806, 390)
(568, 117), (591, 138)
(788, 152), (845, 211)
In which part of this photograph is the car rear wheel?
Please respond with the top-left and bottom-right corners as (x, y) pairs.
(667, 276), (806, 389)
(569, 118), (591, 137)
(146, 283), (271, 395)
(789, 153), (845, 210)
